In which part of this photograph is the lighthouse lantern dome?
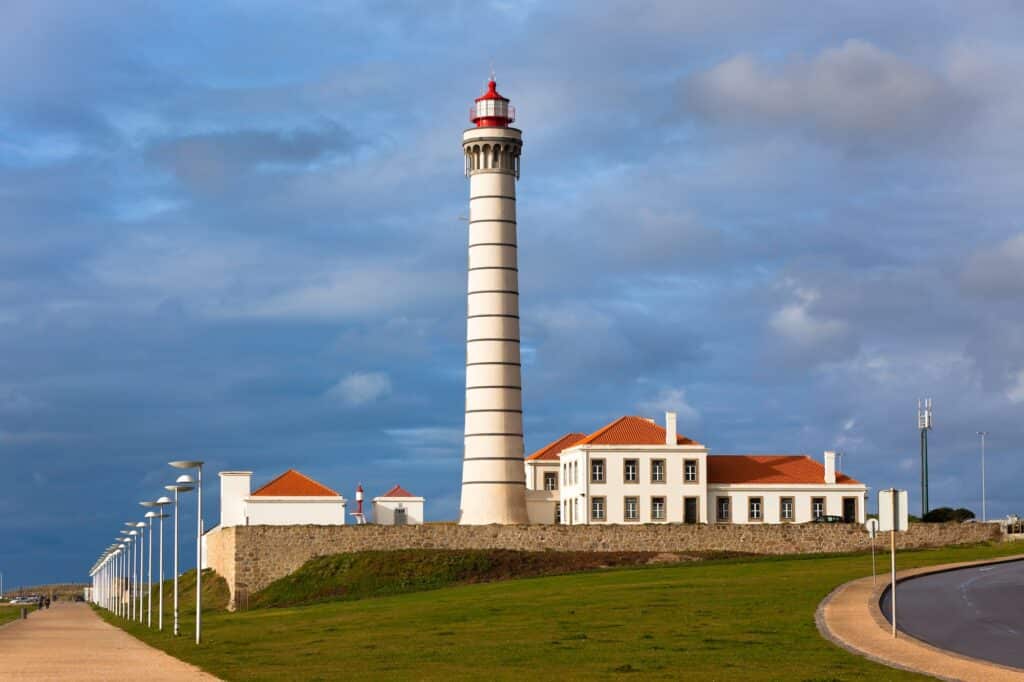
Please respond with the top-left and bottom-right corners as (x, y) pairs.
(470, 80), (515, 128)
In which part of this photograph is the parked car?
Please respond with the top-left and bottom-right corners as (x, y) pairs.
(812, 515), (846, 523)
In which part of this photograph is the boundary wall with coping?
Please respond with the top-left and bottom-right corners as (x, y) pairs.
(206, 522), (1000, 609)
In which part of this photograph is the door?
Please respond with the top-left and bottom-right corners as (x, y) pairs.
(842, 498), (856, 523)
(684, 497), (699, 524)
(394, 508), (407, 526)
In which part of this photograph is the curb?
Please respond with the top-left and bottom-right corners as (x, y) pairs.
(816, 554), (1024, 681)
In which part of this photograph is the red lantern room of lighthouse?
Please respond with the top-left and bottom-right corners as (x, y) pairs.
(470, 79), (516, 128)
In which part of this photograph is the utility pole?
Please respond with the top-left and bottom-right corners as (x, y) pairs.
(977, 431), (988, 522)
(918, 399), (933, 517)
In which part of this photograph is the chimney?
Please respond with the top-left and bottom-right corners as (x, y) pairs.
(219, 471), (252, 528)
(665, 411), (678, 446)
(823, 451), (836, 485)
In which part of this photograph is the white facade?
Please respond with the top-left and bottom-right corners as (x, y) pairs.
(524, 414), (868, 526)
(459, 81), (530, 525)
(373, 495), (425, 526)
(218, 470), (347, 527)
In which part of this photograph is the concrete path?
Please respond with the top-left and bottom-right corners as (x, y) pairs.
(817, 555), (1024, 682)
(0, 602), (219, 681)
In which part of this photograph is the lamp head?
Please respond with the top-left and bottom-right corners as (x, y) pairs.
(155, 496), (172, 505)
(144, 511), (157, 518)
(140, 501), (158, 508)
(169, 460), (204, 469)
(175, 474), (196, 485)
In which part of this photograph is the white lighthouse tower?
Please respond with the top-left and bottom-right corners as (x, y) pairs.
(459, 78), (529, 525)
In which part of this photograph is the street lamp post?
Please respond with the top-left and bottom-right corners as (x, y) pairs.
(135, 521), (146, 622)
(143, 511), (157, 627)
(977, 431), (988, 522)
(155, 497), (172, 631)
(170, 460), (204, 645)
(165, 479), (194, 637)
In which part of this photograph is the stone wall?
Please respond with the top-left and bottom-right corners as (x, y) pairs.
(208, 522), (1001, 609)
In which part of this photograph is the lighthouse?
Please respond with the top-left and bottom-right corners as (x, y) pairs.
(459, 79), (529, 524)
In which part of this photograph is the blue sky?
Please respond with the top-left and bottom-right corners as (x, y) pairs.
(2, 2), (1023, 585)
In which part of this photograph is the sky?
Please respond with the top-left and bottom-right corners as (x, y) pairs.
(2, 1), (1023, 586)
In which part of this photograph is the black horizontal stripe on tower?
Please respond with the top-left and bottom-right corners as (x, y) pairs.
(465, 385), (522, 390)
(466, 338), (520, 343)
(469, 195), (516, 200)
(467, 290), (519, 295)
(466, 361), (521, 367)
(468, 242), (517, 248)
(465, 408), (523, 414)
(464, 432), (524, 437)
(462, 457), (527, 461)
(468, 219), (516, 225)
(467, 314), (519, 319)
(461, 481), (527, 485)
(468, 266), (518, 272)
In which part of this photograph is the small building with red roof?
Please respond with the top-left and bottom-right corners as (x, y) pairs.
(218, 469), (348, 527)
(524, 412), (866, 525)
(372, 484), (425, 526)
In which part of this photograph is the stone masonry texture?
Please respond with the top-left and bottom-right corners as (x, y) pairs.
(205, 522), (1000, 609)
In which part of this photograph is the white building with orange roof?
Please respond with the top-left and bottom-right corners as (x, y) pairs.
(525, 413), (867, 525)
(372, 484), (425, 526)
(218, 469), (348, 527)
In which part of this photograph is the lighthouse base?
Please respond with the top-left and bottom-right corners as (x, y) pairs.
(459, 483), (529, 525)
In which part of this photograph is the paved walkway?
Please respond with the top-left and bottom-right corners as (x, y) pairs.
(0, 602), (218, 681)
(817, 555), (1024, 682)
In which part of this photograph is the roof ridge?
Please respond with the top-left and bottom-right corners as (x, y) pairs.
(578, 415), (637, 444)
(252, 468), (340, 497)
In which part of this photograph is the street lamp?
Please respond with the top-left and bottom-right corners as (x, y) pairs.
(119, 531), (134, 619)
(977, 431), (988, 522)
(165, 478), (194, 637)
(135, 521), (146, 622)
(154, 496), (172, 631)
(170, 460), (204, 645)
(142, 510), (158, 627)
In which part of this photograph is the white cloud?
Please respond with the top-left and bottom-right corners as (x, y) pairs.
(1007, 370), (1024, 404)
(770, 287), (848, 348)
(685, 39), (970, 145)
(961, 233), (1024, 299)
(637, 387), (700, 427)
(325, 371), (392, 406)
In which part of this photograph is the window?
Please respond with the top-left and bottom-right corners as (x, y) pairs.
(624, 496), (639, 521)
(591, 458), (605, 483)
(684, 459), (698, 483)
(748, 497), (763, 522)
(543, 472), (558, 491)
(651, 459), (666, 483)
(716, 496), (731, 522)
(651, 496), (666, 521)
(812, 497), (825, 520)
(624, 459), (639, 483)
(554, 502), (561, 525)
(780, 497), (794, 522)
(591, 496), (606, 521)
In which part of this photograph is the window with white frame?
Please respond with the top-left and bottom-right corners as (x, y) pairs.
(651, 496), (666, 520)
(780, 497), (794, 522)
(543, 472), (558, 491)
(591, 496), (605, 521)
(624, 459), (638, 483)
(591, 458), (605, 483)
(812, 497), (825, 519)
(716, 496), (730, 522)
(651, 459), (665, 483)
(684, 459), (698, 483)
(748, 497), (763, 522)
(624, 496), (639, 521)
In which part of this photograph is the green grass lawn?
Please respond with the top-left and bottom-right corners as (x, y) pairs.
(100, 542), (1022, 680)
(0, 603), (35, 626)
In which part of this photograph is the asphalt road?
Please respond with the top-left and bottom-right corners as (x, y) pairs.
(880, 559), (1024, 670)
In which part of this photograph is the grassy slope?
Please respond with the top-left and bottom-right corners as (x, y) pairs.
(251, 549), (748, 608)
(101, 542), (1022, 680)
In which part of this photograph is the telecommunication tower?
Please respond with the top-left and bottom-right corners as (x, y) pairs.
(918, 398), (933, 517)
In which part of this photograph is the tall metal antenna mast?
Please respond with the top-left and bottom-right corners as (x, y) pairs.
(918, 398), (933, 517)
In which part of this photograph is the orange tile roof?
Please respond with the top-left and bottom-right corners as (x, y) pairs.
(251, 469), (340, 497)
(379, 484), (418, 498)
(575, 416), (701, 447)
(526, 433), (587, 461)
(708, 455), (861, 485)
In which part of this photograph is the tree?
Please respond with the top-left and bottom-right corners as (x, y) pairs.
(922, 507), (976, 523)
